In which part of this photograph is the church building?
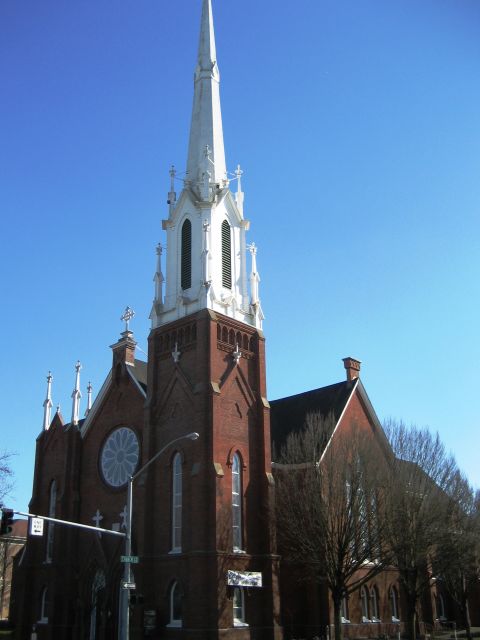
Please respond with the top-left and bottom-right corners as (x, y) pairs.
(9, 1), (476, 639)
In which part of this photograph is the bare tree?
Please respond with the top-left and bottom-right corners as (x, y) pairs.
(382, 420), (459, 640)
(275, 412), (389, 640)
(0, 450), (14, 506)
(435, 476), (480, 640)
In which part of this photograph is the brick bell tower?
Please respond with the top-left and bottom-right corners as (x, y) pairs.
(140, 1), (281, 638)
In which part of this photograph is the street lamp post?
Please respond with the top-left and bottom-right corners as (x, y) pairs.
(120, 431), (200, 640)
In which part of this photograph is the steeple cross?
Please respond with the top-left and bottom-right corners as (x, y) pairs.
(121, 306), (135, 332)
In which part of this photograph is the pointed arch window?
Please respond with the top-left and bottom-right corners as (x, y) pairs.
(181, 219), (192, 290)
(39, 586), (48, 623)
(389, 586), (400, 621)
(46, 480), (56, 562)
(171, 453), (182, 552)
(370, 586), (380, 621)
(360, 586), (370, 622)
(436, 593), (446, 620)
(221, 220), (232, 289)
(168, 581), (182, 627)
(341, 596), (350, 623)
(232, 453), (243, 551)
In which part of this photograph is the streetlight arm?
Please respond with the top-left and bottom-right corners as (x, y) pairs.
(130, 431), (199, 484)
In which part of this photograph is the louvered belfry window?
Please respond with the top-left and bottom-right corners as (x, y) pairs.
(221, 220), (232, 289)
(181, 219), (192, 290)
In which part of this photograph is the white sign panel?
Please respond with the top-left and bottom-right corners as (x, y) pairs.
(227, 570), (262, 588)
(30, 517), (44, 537)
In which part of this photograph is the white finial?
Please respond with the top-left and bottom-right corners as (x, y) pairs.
(85, 381), (93, 416)
(247, 243), (260, 306)
(42, 371), (53, 431)
(56, 404), (61, 415)
(120, 306), (135, 333)
(172, 342), (181, 364)
(168, 165), (177, 213)
(232, 344), (241, 365)
(154, 244), (165, 304)
(235, 164), (244, 215)
(71, 361), (82, 426)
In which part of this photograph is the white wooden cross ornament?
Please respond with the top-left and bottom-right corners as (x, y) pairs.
(92, 509), (103, 536)
(172, 342), (181, 364)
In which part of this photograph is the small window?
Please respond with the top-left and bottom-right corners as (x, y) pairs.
(233, 588), (246, 627)
(232, 454), (243, 551)
(46, 480), (56, 562)
(168, 582), (182, 627)
(181, 219), (192, 290)
(171, 453), (182, 552)
(221, 220), (232, 289)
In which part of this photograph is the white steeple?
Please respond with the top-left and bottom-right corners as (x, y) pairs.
(186, 0), (227, 189)
(42, 371), (53, 431)
(71, 361), (82, 426)
(151, 0), (263, 331)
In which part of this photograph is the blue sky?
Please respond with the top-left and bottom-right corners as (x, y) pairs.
(1, 0), (479, 512)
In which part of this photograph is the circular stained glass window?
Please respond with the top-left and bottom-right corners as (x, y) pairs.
(100, 427), (140, 488)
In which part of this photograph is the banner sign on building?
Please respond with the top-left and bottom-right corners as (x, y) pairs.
(227, 570), (262, 587)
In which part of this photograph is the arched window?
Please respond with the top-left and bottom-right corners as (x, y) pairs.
(232, 454), (242, 551)
(171, 453), (182, 552)
(370, 586), (380, 621)
(89, 570), (106, 640)
(46, 480), (56, 562)
(168, 581), (182, 627)
(181, 219), (192, 290)
(360, 586), (369, 621)
(221, 220), (232, 289)
(39, 586), (48, 623)
(389, 586), (400, 621)
(233, 587), (246, 627)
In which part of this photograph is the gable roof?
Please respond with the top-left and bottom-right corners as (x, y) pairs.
(80, 358), (147, 438)
(270, 379), (357, 455)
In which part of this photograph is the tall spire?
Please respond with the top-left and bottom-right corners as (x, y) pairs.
(186, 0), (227, 188)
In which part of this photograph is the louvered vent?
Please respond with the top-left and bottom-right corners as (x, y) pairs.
(221, 220), (232, 289)
(181, 219), (192, 290)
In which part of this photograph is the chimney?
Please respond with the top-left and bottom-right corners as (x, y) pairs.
(343, 357), (361, 381)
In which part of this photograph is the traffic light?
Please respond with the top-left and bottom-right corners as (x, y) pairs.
(0, 508), (14, 536)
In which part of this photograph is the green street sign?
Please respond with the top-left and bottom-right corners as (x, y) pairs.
(121, 555), (139, 564)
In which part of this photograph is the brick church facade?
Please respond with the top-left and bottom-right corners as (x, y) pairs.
(9, 1), (479, 639)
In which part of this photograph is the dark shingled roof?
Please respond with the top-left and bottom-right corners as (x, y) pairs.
(269, 379), (357, 456)
(130, 359), (147, 393)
